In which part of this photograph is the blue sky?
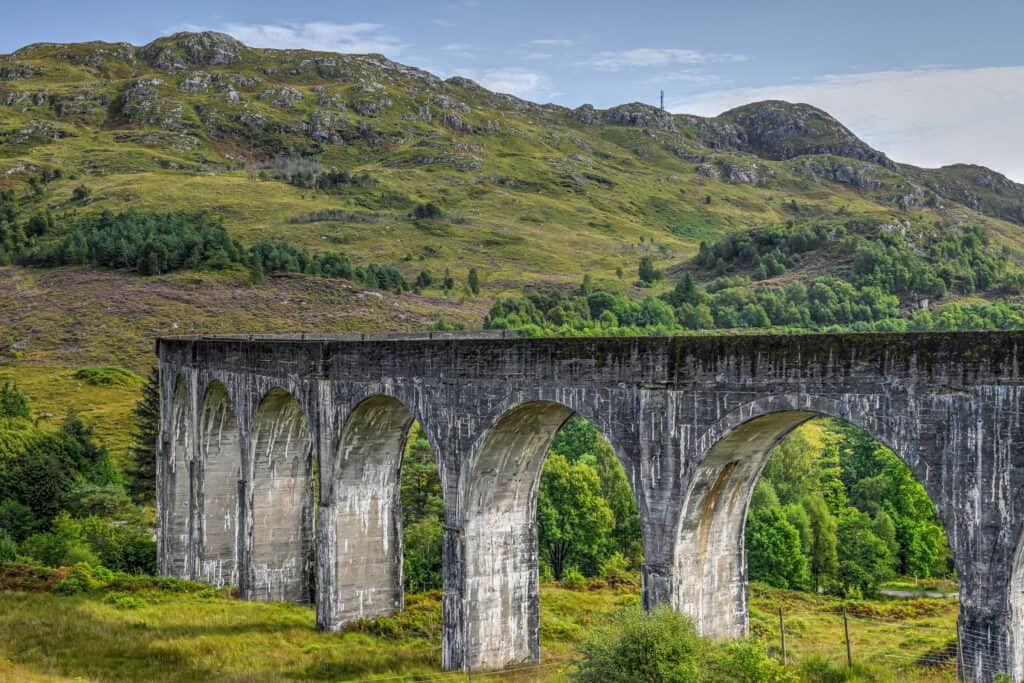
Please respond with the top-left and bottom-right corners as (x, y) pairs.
(3, 0), (1023, 179)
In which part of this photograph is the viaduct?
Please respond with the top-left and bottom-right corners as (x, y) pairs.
(156, 331), (1024, 681)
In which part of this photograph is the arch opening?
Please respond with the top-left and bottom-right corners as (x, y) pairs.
(461, 403), (643, 671)
(249, 387), (314, 603)
(198, 380), (241, 588)
(322, 395), (416, 628)
(677, 408), (959, 671)
(165, 374), (191, 578)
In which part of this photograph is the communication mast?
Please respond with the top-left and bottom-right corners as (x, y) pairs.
(660, 90), (665, 111)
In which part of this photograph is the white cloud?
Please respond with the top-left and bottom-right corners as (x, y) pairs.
(530, 38), (577, 47)
(192, 22), (405, 56)
(670, 66), (1024, 182)
(452, 67), (553, 99)
(588, 47), (748, 71)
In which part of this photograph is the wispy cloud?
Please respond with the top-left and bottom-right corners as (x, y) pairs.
(480, 68), (551, 98)
(180, 21), (405, 56)
(441, 42), (476, 59)
(671, 66), (1024, 182)
(451, 67), (553, 99)
(530, 38), (577, 47)
(588, 47), (748, 71)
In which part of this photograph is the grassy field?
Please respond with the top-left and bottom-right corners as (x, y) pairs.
(0, 568), (961, 683)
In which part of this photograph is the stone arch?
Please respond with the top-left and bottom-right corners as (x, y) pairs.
(249, 387), (314, 602)
(165, 373), (192, 578)
(460, 400), (577, 670)
(674, 394), (942, 641)
(197, 380), (241, 588)
(319, 394), (418, 629)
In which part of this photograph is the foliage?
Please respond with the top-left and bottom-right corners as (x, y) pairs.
(128, 368), (159, 504)
(0, 381), (30, 419)
(0, 385), (154, 574)
(72, 366), (144, 388)
(572, 607), (793, 683)
(22, 209), (242, 275)
(747, 420), (950, 596)
(746, 507), (810, 590)
(537, 454), (615, 579)
(400, 425), (444, 592)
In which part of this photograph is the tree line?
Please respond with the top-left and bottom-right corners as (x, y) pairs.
(746, 421), (951, 596)
(0, 381), (154, 574)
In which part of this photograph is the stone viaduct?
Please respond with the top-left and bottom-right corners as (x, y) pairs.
(156, 331), (1024, 681)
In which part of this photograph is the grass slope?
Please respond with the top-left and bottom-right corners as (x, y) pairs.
(0, 575), (959, 682)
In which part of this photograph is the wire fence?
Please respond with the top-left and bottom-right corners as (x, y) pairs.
(756, 605), (1014, 681)
(315, 604), (1012, 683)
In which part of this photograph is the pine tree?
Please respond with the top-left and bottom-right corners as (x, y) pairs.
(467, 268), (481, 295)
(128, 368), (160, 504)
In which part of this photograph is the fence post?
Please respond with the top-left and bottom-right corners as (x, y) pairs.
(778, 607), (787, 666)
(843, 607), (852, 668)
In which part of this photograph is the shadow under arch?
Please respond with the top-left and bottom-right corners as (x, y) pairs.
(318, 394), (418, 630)
(674, 394), (951, 641)
(248, 387), (314, 603)
(164, 373), (191, 579)
(197, 380), (241, 588)
(460, 399), (600, 671)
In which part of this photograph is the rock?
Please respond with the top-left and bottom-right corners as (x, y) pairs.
(717, 100), (895, 168)
(791, 156), (887, 190)
(259, 86), (303, 108)
(141, 32), (245, 71)
(179, 72), (211, 94)
(308, 110), (348, 144)
(570, 104), (599, 125)
(602, 102), (674, 130)
(120, 79), (183, 130)
(0, 64), (40, 80)
(696, 158), (773, 185)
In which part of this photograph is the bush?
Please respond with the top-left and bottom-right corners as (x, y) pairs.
(54, 563), (113, 595)
(412, 202), (445, 220)
(573, 607), (792, 683)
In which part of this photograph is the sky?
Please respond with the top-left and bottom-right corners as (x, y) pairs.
(2, 0), (1023, 180)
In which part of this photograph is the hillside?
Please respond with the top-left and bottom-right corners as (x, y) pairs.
(1, 31), (1023, 368)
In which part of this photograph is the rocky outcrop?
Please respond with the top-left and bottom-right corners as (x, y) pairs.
(602, 102), (674, 130)
(259, 86), (302, 108)
(119, 79), (183, 130)
(697, 158), (774, 185)
(790, 155), (888, 190)
(717, 100), (895, 168)
(141, 32), (245, 71)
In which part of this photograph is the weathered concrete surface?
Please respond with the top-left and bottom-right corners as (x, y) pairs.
(156, 331), (1024, 681)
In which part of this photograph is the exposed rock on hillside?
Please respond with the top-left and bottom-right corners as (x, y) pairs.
(141, 32), (245, 71)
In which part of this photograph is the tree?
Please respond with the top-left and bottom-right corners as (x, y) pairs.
(537, 454), (614, 579)
(638, 256), (661, 285)
(746, 507), (810, 589)
(836, 509), (895, 595)
(0, 381), (30, 419)
(128, 368), (160, 504)
(803, 494), (839, 591)
(400, 425), (444, 591)
(467, 268), (481, 295)
(72, 185), (91, 203)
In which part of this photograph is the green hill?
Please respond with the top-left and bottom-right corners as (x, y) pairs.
(1, 31), (1023, 367)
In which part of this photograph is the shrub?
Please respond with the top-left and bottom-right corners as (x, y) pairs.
(412, 202), (445, 220)
(573, 607), (792, 683)
(54, 563), (113, 595)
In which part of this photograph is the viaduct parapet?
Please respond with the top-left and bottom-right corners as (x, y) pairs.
(157, 331), (1024, 681)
